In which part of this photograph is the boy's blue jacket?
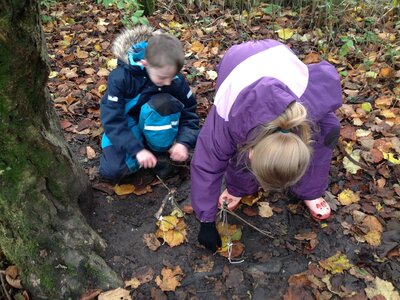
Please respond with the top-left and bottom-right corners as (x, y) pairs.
(100, 26), (199, 158)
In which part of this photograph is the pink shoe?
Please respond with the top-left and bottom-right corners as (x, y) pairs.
(304, 198), (331, 220)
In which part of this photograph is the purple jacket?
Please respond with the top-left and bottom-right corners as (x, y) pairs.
(191, 39), (342, 222)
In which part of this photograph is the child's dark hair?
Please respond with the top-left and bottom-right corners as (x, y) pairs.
(145, 33), (184, 72)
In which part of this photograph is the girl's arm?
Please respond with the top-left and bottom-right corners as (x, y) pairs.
(190, 107), (236, 222)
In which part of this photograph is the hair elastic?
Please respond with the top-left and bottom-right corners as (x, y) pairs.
(277, 128), (290, 134)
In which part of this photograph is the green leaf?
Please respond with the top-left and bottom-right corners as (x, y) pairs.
(117, 1), (125, 9)
(134, 9), (144, 17)
(139, 17), (149, 25)
(131, 15), (139, 25)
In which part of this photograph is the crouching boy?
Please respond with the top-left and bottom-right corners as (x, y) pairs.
(100, 26), (199, 182)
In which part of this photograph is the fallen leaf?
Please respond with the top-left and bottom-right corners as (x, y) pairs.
(156, 215), (179, 231)
(277, 28), (294, 40)
(258, 201), (274, 218)
(98, 287), (131, 300)
(143, 233), (161, 251)
(125, 277), (141, 289)
(364, 277), (400, 300)
(114, 184), (135, 196)
(242, 206), (258, 217)
(218, 241), (245, 258)
(170, 208), (184, 218)
(194, 255), (214, 273)
(362, 216), (383, 233)
(216, 222), (242, 241)
(133, 185), (152, 195)
(364, 230), (381, 247)
(86, 146), (96, 159)
(319, 252), (353, 274)
(155, 266), (184, 292)
(382, 152), (400, 165)
(295, 231), (317, 241)
(206, 70), (217, 80)
(303, 52), (320, 64)
(241, 190), (264, 206)
(5, 266), (19, 279)
(155, 228), (186, 247)
(181, 204), (193, 214)
(5, 274), (22, 289)
(80, 289), (102, 300)
(343, 150), (362, 174)
(190, 41), (204, 53)
(338, 189), (360, 206)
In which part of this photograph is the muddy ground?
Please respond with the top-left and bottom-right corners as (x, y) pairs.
(75, 143), (399, 299)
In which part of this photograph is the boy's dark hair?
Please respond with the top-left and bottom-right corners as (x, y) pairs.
(145, 33), (184, 72)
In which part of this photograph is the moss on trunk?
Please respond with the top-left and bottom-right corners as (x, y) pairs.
(0, 0), (122, 298)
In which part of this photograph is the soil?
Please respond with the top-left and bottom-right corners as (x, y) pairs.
(77, 145), (399, 299)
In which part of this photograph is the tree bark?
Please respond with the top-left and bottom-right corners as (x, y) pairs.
(0, 0), (122, 298)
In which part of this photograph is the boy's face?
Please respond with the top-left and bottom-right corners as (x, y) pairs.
(142, 60), (177, 87)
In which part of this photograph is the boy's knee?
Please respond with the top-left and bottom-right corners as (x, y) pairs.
(99, 149), (128, 182)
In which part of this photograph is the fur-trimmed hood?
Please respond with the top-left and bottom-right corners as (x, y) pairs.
(111, 25), (154, 64)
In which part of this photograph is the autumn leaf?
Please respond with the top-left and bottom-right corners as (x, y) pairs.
(125, 277), (141, 289)
(319, 252), (353, 274)
(338, 189), (360, 205)
(155, 266), (184, 292)
(382, 152), (400, 164)
(156, 215), (179, 231)
(241, 190), (264, 206)
(190, 41), (204, 53)
(155, 228), (186, 247)
(206, 70), (217, 80)
(216, 222), (242, 241)
(364, 230), (381, 247)
(143, 233), (161, 251)
(277, 28), (294, 40)
(218, 240), (245, 258)
(364, 277), (400, 300)
(258, 201), (274, 218)
(98, 287), (131, 300)
(86, 146), (96, 159)
(343, 150), (362, 174)
(114, 184), (135, 196)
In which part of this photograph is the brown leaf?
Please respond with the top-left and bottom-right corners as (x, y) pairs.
(133, 185), (152, 195)
(98, 287), (131, 300)
(155, 266), (184, 292)
(303, 52), (321, 64)
(194, 255), (214, 273)
(143, 233), (161, 251)
(241, 190), (264, 206)
(181, 204), (194, 214)
(5, 274), (22, 289)
(294, 232), (317, 241)
(80, 289), (102, 300)
(218, 241), (245, 258)
(5, 265), (19, 279)
(242, 206), (258, 217)
(340, 125), (357, 141)
(86, 146), (96, 159)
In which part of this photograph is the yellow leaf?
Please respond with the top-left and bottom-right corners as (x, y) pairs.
(168, 21), (183, 29)
(343, 150), (362, 174)
(364, 230), (381, 247)
(125, 277), (141, 289)
(319, 252), (353, 274)
(277, 28), (294, 40)
(380, 109), (397, 119)
(338, 189), (360, 206)
(49, 71), (58, 79)
(98, 84), (107, 94)
(206, 70), (218, 80)
(361, 102), (372, 112)
(190, 41), (204, 53)
(383, 152), (400, 164)
(365, 277), (400, 300)
(107, 58), (118, 70)
(155, 229), (186, 247)
(114, 184), (135, 196)
(365, 71), (377, 78)
(155, 266), (184, 292)
(156, 215), (179, 231)
(258, 201), (273, 218)
(241, 190), (264, 206)
(94, 44), (102, 51)
(76, 47), (89, 59)
(216, 222), (240, 238)
(375, 96), (392, 108)
(170, 208), (184, 218)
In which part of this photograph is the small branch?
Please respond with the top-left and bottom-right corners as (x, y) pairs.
(0, 271), (12, 300)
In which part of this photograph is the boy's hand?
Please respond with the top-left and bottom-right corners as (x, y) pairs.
(169, 143), (189, 162)
(218, 189), (241, 210)
(136, 149), (157, 168)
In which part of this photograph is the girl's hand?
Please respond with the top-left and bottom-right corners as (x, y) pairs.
(218, 189), (241, 211)
(169, 143), (189, 162)
(136, 149), (157, 168)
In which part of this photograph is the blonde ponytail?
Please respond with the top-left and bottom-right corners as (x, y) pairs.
(242, 102), (313, 191)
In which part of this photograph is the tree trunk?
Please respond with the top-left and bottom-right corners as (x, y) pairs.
(0, 0), (122, 298)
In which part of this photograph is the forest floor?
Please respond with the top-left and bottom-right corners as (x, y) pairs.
(6, 1), (399, 299)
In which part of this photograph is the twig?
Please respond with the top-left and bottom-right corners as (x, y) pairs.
(0, 271), (12, 300)
(338, 141), (375, 171)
